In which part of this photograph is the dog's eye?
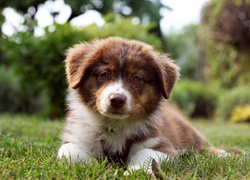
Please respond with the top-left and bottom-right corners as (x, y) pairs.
(99, 71), (110, 80)
(132, 75), (142, 82)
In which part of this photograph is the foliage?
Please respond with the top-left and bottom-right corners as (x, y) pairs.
(64, 0), (170, 22)
(230, 104), (250, 123)
(166, 24), (199, 80)
(0, 67), (21, 113)
(202, 0), (250, 49)
(1, 0), (170, 49)
(202, 40), (250, 87)
(0, 0), (170, 23)
(1, 14), (161, 118)
(200, 0), (250, 88)
(86, 13), (162, 49)
(1, 115), (250, 179)
(0, 66), (46, 114)
(0, 0), (44, 15)
(216, 86), (250, 121)
(171, 80), (218, 118)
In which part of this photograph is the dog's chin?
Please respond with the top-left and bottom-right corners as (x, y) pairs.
(101, 111), (129, 119)
(98, 106), (130, 119)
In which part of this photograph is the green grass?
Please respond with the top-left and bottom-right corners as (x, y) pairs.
(0, 115), (249, 179)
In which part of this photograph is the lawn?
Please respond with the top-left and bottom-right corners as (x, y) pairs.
(0, 114), (249, 179)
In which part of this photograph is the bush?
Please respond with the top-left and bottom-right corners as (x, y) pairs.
(0, 66), (20, 113)
(1, 14), (161, 118)
(0, 66), (47, 114)
(200, 1), (250, 88)
(216, 86), (250, 121)
(165, 24), (199, 80)
(171, 80), (218, 118)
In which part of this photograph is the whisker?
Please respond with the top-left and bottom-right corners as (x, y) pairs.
(130, 104), (146, 120)
(87, 97), (97, 106)
(87, 97), (102, 112)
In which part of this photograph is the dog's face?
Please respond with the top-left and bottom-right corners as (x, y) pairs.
(65, 37), (179, 120)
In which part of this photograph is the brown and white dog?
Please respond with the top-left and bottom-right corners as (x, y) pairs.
(58, 37), (226, 173)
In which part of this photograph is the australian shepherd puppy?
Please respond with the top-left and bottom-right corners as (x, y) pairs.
(58, 37), (226, 174)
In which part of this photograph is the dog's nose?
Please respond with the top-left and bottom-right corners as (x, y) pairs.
(109, 94), (127, 109)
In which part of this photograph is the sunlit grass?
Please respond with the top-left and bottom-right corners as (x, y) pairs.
(193, 120), (250, 149)
(0, 114), (249, 179)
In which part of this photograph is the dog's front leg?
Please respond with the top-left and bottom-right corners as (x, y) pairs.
(125, 148), (170, 176)
(58, 143), (94, 163)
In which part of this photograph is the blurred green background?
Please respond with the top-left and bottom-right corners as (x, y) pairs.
(0, 0), (249, 123)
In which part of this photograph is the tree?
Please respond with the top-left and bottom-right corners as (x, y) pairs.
(0, 0), (44, 12)
(199, 0), (250, 87)
(202, 0), (250, 50)
(165, 24), (200, 80)
(0, 0), (171, 49)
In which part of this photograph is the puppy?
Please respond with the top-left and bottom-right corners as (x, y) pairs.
(58, 37), (226, 173)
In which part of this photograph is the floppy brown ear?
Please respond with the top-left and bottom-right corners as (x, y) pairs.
(65, 42), (93, 89)
(155, 53), (180, 99)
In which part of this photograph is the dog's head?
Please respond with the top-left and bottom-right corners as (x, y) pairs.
(65, 37), (179, 120)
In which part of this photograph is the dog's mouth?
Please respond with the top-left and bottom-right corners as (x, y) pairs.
(100, 108), (130, 119)
(103, 112), (129, 119)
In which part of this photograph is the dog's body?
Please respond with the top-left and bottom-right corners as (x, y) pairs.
(58, 37), (225, 173)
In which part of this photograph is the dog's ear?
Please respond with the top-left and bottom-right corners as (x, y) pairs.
(155, 53), (180, 99)
(65, 42), (97, 89)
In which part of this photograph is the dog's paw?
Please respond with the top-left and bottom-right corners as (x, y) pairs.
(124, 164), (155, 177)
(207, 147), (230, 157)
(213, 148), (231, 158)
(124, 160), (171, 180)
(58, 143), (90, 163)
(217, 152), (231, 158)
(124, 165), (142, 176)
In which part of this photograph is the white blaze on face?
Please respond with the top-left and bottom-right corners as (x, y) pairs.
(98, 80), (132, 119)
